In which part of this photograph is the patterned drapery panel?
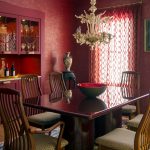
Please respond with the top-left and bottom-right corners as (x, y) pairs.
(89, 5), (140, 85)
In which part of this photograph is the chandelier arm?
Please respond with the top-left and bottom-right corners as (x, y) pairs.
(73, 0), (113, 50)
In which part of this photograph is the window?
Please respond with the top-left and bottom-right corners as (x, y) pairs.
(90, 6), (139, 85)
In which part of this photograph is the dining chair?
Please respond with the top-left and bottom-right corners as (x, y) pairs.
(121, 71), (141, 119)
(121, 86), (144, 131)
(0, 88), (68, 150)
(126, 114), (143, 131)
(95, 102), (150, 150)
(21, 74), (61, 130)
(49, 72), (67, 99)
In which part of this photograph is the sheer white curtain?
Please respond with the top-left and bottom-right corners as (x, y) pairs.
(89, 6), (138, 85)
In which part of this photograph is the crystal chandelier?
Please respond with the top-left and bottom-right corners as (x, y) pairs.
(73, 0), (113, 50)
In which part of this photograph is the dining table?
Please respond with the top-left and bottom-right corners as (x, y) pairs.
(24, 85), (150, 150)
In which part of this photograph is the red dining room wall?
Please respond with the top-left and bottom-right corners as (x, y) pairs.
(1, 0), (77, 93)
(2, 0), (150, 103)
(72, 0), (150, 112)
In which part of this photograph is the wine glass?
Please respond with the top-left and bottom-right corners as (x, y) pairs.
(32, 43), (35, 51)
(21, 43), (26, 50)
(27, 43), (31, 51)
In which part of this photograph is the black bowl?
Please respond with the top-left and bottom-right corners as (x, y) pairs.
(77, 83), (107, 98)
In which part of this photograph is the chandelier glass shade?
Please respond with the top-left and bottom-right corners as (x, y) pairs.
(73, 0), (113, 50)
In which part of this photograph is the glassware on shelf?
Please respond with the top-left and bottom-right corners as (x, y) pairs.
(32, 43), (35, 51)
(0, 16), (16, 53)
(21, 43), (26, 50)
(21, 19), (39, 53)
(27, 43), (31, 51)
(24, 24), (29, 34)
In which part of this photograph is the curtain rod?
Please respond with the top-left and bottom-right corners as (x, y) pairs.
(97, 0), (143, 10)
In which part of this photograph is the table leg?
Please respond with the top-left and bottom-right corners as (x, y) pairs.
(62, 109), (122, 150)
(74, 117), (95, 150)
(62, 116), (95, 150)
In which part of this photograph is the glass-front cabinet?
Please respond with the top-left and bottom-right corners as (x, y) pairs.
(20, 18), (40, 54)
(0, 14), (41, 54)
(0, 14), (17, 54)
(0, 0), (44, 80)
(0, 1), (44, 123)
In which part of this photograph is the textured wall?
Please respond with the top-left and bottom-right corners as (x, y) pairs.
(2, 0), (150, 100)
(1, 0), (76, 93)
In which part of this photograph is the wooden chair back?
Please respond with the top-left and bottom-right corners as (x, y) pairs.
(21, 74), (43, 116)
(21, 74), (42, 99)
(0, 88), (34, 150)
(121, 71), (140, 90)
(49, 72), (66, 98)
(121, 71), (141, 114)
(134, 102), (150, 150)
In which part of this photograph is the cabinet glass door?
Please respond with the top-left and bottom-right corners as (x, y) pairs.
(0, 15), (17, 54)
(20, 18), (40, 54)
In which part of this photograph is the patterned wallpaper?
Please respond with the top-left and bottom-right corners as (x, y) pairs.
(1, 0), (75, 93)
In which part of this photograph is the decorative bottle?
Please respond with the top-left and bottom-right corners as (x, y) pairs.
(5, 64), (9, 77)
(63, 52), (72, 72)
(10, 64), (15, 76)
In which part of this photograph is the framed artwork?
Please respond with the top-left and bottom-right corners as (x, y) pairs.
(144, 19), (150, 52)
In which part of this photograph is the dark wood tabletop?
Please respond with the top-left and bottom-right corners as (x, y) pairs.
(24, 86), (150, 150)
(24, 86), (149, 120)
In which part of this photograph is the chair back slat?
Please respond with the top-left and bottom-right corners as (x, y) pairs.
(121, 71), (141, 113)
(134, 102), (150, 150)
(21, 74), (42, 99)
(49, 72), (66, 98)
(0, 88), (34, 150)
(121, 71), (140, 90)
(21, 74), (43, 116)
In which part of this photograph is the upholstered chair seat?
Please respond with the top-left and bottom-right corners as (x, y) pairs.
(95, 128), (135, 150)
(120, 71), (140, 120)
(0, 88), (69, 150)
(33, 134), (68, 150)
(127, 114), (143, 130)
(21, 74), (61, 130)
(28, 112), (61, 129)
(95, 102), (150, 150)
(12, 133), (68, 150)
(122, 105), (136, 114)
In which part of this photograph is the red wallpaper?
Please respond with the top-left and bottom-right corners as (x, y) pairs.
(1, 0), (76, 93)
(2, 0), (150, 105)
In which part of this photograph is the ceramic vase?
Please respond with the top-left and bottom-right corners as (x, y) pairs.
(63, 52), (72, 71)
